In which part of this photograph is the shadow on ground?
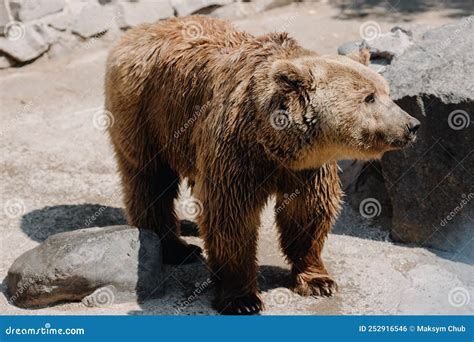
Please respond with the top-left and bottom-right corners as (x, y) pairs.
(19, 202), (392, 246)
(20, 204), (203, 242)
(129, 263), (291, 315)
(330, 0), (474, 19)
(20, 204), (127, 242)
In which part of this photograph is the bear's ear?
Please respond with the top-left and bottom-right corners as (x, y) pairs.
(271, 60), (313, 93)
(347, 48), (371, 66)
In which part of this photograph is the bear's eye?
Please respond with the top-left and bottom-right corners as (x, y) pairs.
(364, 93), (375, 104)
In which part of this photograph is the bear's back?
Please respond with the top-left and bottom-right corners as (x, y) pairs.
(105, 16), (311, 98)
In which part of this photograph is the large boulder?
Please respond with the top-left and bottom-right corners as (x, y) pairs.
(0, 22), (53, 62)
(338, 24), (432, 73)
(9, 0), (65, 21)
(0, 54), (15, 68)
(0, 0), (12, 34)
(71, 2), (118, 38)
(210, 0), (293, 20)
(380, 17), (474, 259)
(338, 27), (413, 60)
(44, 11), (71, 32)
(6, 226), (164, 308)
(116, 1), (174, 29)
(170, 0), (233, 16)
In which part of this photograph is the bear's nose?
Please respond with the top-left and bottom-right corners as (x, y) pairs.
(407, 119), (421, 134)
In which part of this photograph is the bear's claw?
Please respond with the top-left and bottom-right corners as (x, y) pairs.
(214, 293), (263, 315)
(291, 274), (338, 297)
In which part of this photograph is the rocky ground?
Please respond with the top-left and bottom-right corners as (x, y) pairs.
(1, 1), (473, 315)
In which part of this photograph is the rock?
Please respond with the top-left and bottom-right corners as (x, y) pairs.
(210, 0), (292, 20)
(0, 54), (16, 68)
(0, 0), (12, 34)
(338, 160), (393, 234)
(253, 0), (294, 12)
(47, 31), (80, 59)
(47, 40), (73, 59)
(81, 285), (118, 307)
(0, 22), (50, 62)
(366, 27), (413, 60)
(116, 1), (174, 29)
(68, 0), (88, 17)
(171, 0), (233, 16)
(337, 40), (362, 56)
(35, 21), (58, 45)
(368, 58), (390, 73)
(338, 27), (412, 61)
(380, 18), (474, 258)
(210, 2), (256, 20)
(10, 0), (65, 22)
(44, 11), (71, 31)
(71, 2), (119, 38)
(6, 225), (164, 308)
(390, 23), (432, 43)
(338, 25), (431, 73)
(384, 17), (474, 104)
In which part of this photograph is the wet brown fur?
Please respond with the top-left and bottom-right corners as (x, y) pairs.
(105, 16), (418, 314)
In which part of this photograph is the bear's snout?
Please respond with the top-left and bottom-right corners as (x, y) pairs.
(405, 118), (421, 140)
(382, 101), (420, 148)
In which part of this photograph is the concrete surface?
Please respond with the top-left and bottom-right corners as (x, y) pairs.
(0, 2), (472, 315)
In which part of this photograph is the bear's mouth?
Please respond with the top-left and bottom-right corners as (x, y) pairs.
(365, 130), (417, 153)
(390, 133), (417, 150)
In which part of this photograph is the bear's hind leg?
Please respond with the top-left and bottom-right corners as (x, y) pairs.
(117, 153), (202, 264)
(275, 165), (342, 297)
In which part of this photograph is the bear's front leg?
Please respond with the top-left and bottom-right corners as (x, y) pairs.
(275, 163), (342, 297)
(195, 175), (268, 315)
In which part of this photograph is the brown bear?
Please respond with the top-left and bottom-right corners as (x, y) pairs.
(105, 15), (420, 315)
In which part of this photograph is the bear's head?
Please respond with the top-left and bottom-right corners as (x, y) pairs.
(258, 49), (420, 169)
